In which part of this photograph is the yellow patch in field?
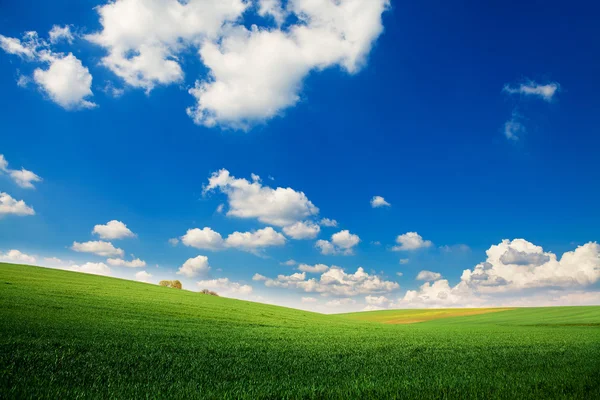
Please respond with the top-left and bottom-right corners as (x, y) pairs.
(344, 308), (515, 324)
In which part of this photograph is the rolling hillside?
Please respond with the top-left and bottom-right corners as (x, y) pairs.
(1, 263), (599, 399)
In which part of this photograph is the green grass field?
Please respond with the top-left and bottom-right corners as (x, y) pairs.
(1, 263), (599, 399)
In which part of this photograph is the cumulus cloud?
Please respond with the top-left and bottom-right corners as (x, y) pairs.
(180, 225), (286, 253)
(204, 169), (319, 227)
(280, 259), (297, 266)
(319, 218), (338, 227)
(0, 249), (37, 265)
(93, 220), (136, 240)
(86, 0), (247, 91)
(392, 232), (432, 251)
(316, 230), (360, 255)
(0, 154), (42, 189)
(503, 81), (560, 102)
(0, 32), (96, 110)
(297, 263), (329, 273)
(283, 221), (320, 239)
(196, 278), (253, 296)
(69, 262), (111, 276)
(106, 257), (146, 268)
(370, 196), (390, 208)
(416, 270), (442, 281)
(135, 270), (153, 283)
(49, 25), (74, 44)
(400, 239), (600, 308)
(177, 255), (211, 278)
(259, 266), (399, 297)
(181, 227), (225, 250)
(365, 295), (390, 306)
(187, 0), (390, 128)
(0, 192), (35, 216)
(71, 241), (124, 258)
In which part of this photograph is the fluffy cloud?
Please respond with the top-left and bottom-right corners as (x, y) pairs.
(49, 25), (74, 44)
(0, 249), (37, 265)
(370, 196), (390, 208)
(280, 259), (297, 266)
(196, 278), (253, 296)
(319, 218), (338, 227)
(0, 32), (96, 110)
(187, 0), (390, 128)
(400, 239), (600, 308)
(260, 266), (399, 297)
(225, 227), (286, 252)
(204, 169), (318, 227)
(106, 257), (146, 268)
(326, 298), (356, 307)
(177, 255), (211, 278)
(316, 230), (360, 255)
(503, 110), (525, 141)
(503, 81), (560, 102)
(135, 270), (153, 283)
(180, 226), (286, 253)
(416, 270), (442, 281)
(0, 155), (42, 189)
(93, 220), (136, 240)
(181, 227), (225, 250)
(33, 53), (96, 110)
(297, 263), (329, 273)
(301, 296), (317, 303)
(0, 192), (35, 216)
(283, 221), (320, 239)
(69, 262), (111, 276)
(86, 0), (247, 91)
(365, 295), (390, 306)
(168, 238), (179, 246)
(392, 232), (432, 251)
(71, 241), (124, 258)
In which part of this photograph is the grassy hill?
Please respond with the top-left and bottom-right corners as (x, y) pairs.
(1, 263), (599, 399)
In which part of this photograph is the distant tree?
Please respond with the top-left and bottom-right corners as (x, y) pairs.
(200, 289), (219, 296)
(159, 280), (183, 289)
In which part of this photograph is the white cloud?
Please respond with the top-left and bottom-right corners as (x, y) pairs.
(188, 0), (390, 128)
(316, 230), (360, 255)
(33, 53), (96, 110)
(370, 196), (390, 208)
(298, 263), (329, 274)
(258, 0), (286, 25)
(326, 298), (356, 307)
(135, 270), (153, 283)
(261, 266), (399, 297)
(0, 192), (35, 216)
(416, 270), (442, 281)
(301, 296), (317, 303)
(503, 81), (560, 102)
(168, 238), (179, 246)
(204, 169), (319, 227)
(503, 110), (525, 141)
(283, 221), (320, 239)
(319, 218), (338, 227)
(177, 255), (211, 278)
(280, 259), (297, 266)
(0, 34), (35, 58)
(181, 227), (225, 250)
(69, 262), (111, 276)
(400, 239), (600, 308)
(216, 203), (225, 213)
(252, 273), (268, 281)
(49, 25), (74, 44)
(86, 0), (247, 91)
(71, 241), (124, 258)
(365, 295), (389, 306)
(106, 257), (146, 268)
(224, 227), (286, 252)
(196, 278), (253, 296)
(440, 244), (471, 253)
(0, 155), (42, 189)
(93, 220), (136, 240)
(396, 271), (404, 277)
(399, 259), (409, 264)
(0, 249), (37, 265)
(392, 232), (433, 251)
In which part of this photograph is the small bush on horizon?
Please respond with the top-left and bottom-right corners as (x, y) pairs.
(159, 280), (182, 289)
(200, 289), (219, 296)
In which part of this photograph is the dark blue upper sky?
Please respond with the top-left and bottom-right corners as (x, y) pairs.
(1, 0), (598, 311)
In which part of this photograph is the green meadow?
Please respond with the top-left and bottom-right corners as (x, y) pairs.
(1, 263), (599, 399)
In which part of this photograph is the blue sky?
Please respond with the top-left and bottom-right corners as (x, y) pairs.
(1, 0), (599, 312)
